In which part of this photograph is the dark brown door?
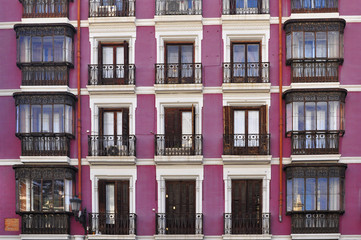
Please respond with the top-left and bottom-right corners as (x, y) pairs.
(166, 43), (194, 83)
(98, 180), (129, 234)
(165, 180), (196, 234)
(232, 180), (262, 234)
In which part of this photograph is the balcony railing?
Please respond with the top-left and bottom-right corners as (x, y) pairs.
(223, 0), (269, 14)
(155, 134), (202, 156)
(88, 135), (136, 156)
(291, 0), (338, 13)
(155, 63), (202, 84)
(223, 134), (270, 155)
(21, 66), (69, 86)
(224, 213), (270, 234)
(20, 135), (71, 156)
(156, 0), (202, 15)
(291, 61), (339, 83)
(21, 0), (69, 18)
(223, 62), (270, 84)
(89, 0), (135, 17)
(291, 212), (340, 233)
(20, 212), (70, 234)
(291, 131), (339, 155)
(88, 64), (135, 85)
(88, 213), (136, 235)
(156, 213), (203, 235)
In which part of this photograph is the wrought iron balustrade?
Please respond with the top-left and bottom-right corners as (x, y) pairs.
(21, 65), (69, 86)
(156, 0), (202, 15)
(291, 131), (339, 155)
(224, 213), (270, 234)
(155, 63), (202, 84)
(291, 0), (338, 13)
(156, 213), (203, 235)
(223, 134), (270, 155)
(88, 135), (136, 156)
(291, 61), (339, 83)
(89, 0), (135, 17)
(223, 62), (269, 83)
(20, 212), (70, 234)
(88, 64), (135, 85)
(88, 213), (136, 235)
(222, 0), (269, 14)
(291, 212), (340, 233)
(155, 134), (202, 156)
(21, 0), (69, 18)
(20, 135), (71, 156)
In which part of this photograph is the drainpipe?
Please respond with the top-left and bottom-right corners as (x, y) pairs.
(278, 0), (283, 223)
(76, 0), (82, 201)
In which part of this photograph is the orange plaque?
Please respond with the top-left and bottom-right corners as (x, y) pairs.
(4, 218), (19, 231)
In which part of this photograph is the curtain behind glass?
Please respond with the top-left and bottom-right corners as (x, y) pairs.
(234, 110), (245, 147)
(248, 111), (259, 147)
(106, 183), (115, 224)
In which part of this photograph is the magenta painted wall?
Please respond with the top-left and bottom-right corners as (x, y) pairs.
(202, 25), (223, 87)
(135, 26), (156, 87)
(203, 165), (224, 235)
(136, 0), (155, 19)
(339, 0), (361, 15)
(68, 0), (89, 21)
(135, 95), (156, 158)
(0, 167), (20, 235)
(0, 1), (22, 22)
(136, 165), (157, 235)
(202, 0), (221, 18)
(202, 94), (223, 158)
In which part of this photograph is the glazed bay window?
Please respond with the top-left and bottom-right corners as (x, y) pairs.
(14, 92), (76, 156)
(222, 0), (269, 15)
(285, 164), (346, 233)
(20, 0), (71, 18)
(284, 89), (346, 155)
(284, 19), (345, 82)
(291, 0), (338, 13)
(14, 165), (77, 234)
(14, 24), (75, 85)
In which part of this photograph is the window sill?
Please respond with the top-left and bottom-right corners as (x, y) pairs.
(21, 17), (70, 24)
(290, 12), (339, 20)
(20, 156), (71, 164)
(290, 82), (340, 89)
(290, 154), (341, 162)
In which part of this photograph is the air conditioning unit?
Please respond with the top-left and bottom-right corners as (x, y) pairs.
(98, 5), (117, 16)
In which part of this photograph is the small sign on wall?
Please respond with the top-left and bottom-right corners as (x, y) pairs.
(4, 218), (19, 231)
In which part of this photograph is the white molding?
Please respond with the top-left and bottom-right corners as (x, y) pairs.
(290, 82), (340, 89)
(0, 236), (19, 240)
(20, 85), (72, 93)
(223, 234), (272, 240)
(290, 154), (341, 162)
(204, 237), (223, 240)
(223, 92), (271, 107)
(154, 235), (203, 240)
(154, 15), (203, 23)
(136, 158), (155, 165)
(222, 83), (271, 93)
(222, 14), (271, 22)
(155, 155), (203, 165)
(87, 156), (136, 165)
(290, 12), (340, 19)
(154, 84), (203, 93)
(20, 156), (71, 164)
(0, 159), (21, 165)
(69, 158), (89, 166)
(291, 233), (340, 240)
(136, 19), (156, 26)
(271, 157), (292, 165)
(203, 158), (223, 165)
(340, 157), (361, 164)
(270, 236), (291, 240)
(136, 237), (155, 240)
(222, 155), (272, 165)
(88, 17), (136, 25)
(136, 87), (156, 95)
(21, 17), (71, 24)
(203, 87), (223, 94)
(87, 235), (136, 240)
(341, 235), (361, 240)
(87, 85), (136, 95)
(203, 18), (222, 25)
(20, 234), (70, 240)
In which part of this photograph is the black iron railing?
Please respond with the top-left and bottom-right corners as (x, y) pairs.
(291, 0), (338, 13)
(88, 135), (136, 156)
(21, 0), (69, 18)
(222, 0), (269, 14)
(223, 134), (270, 155)
(224, 213), (270, 234)
(21, 66), (69, 86)
(156, 213), (203, 235)
(88, 213), (136, 235)
(155, 0), (202, 15)
(291, 61), (339, 83)
(20, 212), (71, 234)
(291, 131), (340, 155)
(223, 62), (269, 83)
(155, 63), (202, 84)
(291, 212), (340, 233)
(155, 134), (202, 156)
(88, 64), (135, 85)
(89, 0), (135, 17)
(20, 135), (71, 156)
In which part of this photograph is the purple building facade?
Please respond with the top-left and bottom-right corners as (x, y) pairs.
(1, 0), (361, 240)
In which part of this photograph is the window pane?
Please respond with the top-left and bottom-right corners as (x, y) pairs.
(65, 36), (72, 63)
(116, 46), (124, 65)
(31, 105), (42, 132)
(287, 179), (293, 212)
(293, 102), (304, 131)
(315, 0), (325, 8)
(117, 112), (123, 136)
(247, 0), (258, 8)
(305, 178), (316, 210)
(43, 36), (53, 62)
(317, 102), (327, 130)
(31, 36), (42, 62)
(286, 34), (292, 59)
(233, 44), (245, 62)
(293, 178), (304, 211)
(103, 47), (113, 64)
(286, 103), (293, 132)
(304, 0), (311, 8)
(292, 32), (304, 59)
(42, 180), (53, 211)
(19, 36), (31, 62)
(328, 31), (340, 58)
(103, 112), (114, 135)
(64, 179), (72, 212)
(182, 111), (192, 135)
(316, 32), (327, 58)
(54, 180), (64, 211)
(181, 45), (193, 64)
(328, 101), (340, 130)
(19, 105), (31, 133)
(54, 104), (64, 133)
(317, 178), (327, 210)
(19, 179), (30, 211)
(305, 102), (316, 130)
(42, 105), (52, 133)
(234, 110), (245, 147)
(247, 44), (259, 63)
(106, 183), (115, 224)
(305, 32), (315, 58)
(167, 45), (179, 63)
(329, 177), (340, 210)
(31, 179), (41, 211)
(236, 0), (245, 8)
(65, 105), (73, 134)
(54, 36), (64, 62)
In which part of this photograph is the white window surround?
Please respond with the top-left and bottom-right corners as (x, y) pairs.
(20, 235), (70, 240)
(90, 165), (137, 214)
(291, 233), (340, 240)
(156, 165), (203, 214)
(223, 165), (271, 214)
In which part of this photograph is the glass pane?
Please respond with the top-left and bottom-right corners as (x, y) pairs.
(65, 36), (72, 63)
(65, 105), (72, 134)
(31, 105), (42, 133)
(64, 179), (72, 212)
(116, 47), (124, 64)
(42, 180), (53, 211)
(19, 105), (31, 133)
(54, 104), (64, 133)
(305, 32), (315, 58)
(293, 32), (304, 59)
(305, 102), (316, 130)
(287, 179), (293, 212)
(304, 0), (312, 8)
(286, 103), (292, 132)
(106, 183), (115, 224)
(117, 112), (123, 136)
(54, 180), (64, 211)
(31, 179), (41, 211)
(115, 0), (123, 10)
(317, 102), (327, 130)
(43, 36), (53, 62)
(317, 178), (327, 210)
(293, 178), (304, 211)
(19, 179), (30, 211)
(31, 36), (42, 62)
(234, 110), (245, 147)
(236, 0), (245, 8)
(182, 111), (192, 135)
(247, 44), (259, 63)
(316, 32), (327, 58)
(181, 45), (193, 64)
(328, 101), (340, 130)
(286, 34), (292, 59)
(328, 31), (340, 58)
(233, 44), (245, 63)
(248, 110), (259, 147)
(329, 177), (340, 210)
(20, 36), (31, 62)
(167, 45), (179, 63)
(247, 0), (258, 8)
(104, 112), (114, 135)
(293, 102), (304, 131)
(42, 105), (52, 133)
(54, 36), (64, 62)
(315, 0), (326, 8)
(305, 178), (316, 210)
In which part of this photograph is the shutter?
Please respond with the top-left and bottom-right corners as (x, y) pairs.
(165, 108), (182, 147)
(223, 106), (232, 153)
(116, 181), (129, 215)
(260, 105), (267, 134)
(122, 108), (129, 137)
(98, 180), (106, 213)
(192, 105), (195, 135)
(123, 41), (129, 65)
